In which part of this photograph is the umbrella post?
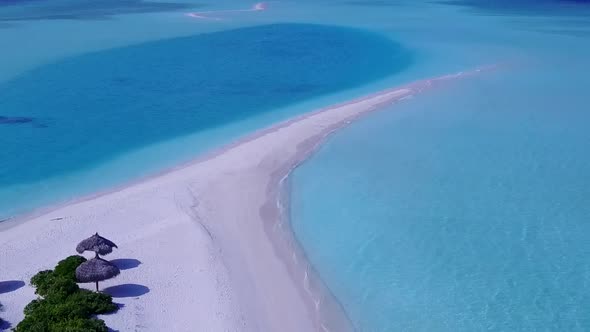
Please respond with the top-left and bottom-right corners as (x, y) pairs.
(96, 281), (99, 292)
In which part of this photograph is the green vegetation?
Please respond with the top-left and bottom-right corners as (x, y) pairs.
(31, 256), (88, 297)
(55, 255), (88, 281)
(14, 255), (118, 332)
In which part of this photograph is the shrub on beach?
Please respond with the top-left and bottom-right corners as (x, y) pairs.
(55, 255), (87, 280)
(17, 293), (112, 332)
(68, 290), (117, 314)
(52, 317), (109, 331)
(30, 270), (57, 297)
(15, 255), (117, 332)
(30, 255), (87, 297)
(14, 314), (108, 332)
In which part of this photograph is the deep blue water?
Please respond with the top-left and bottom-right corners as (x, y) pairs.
(0, 23), (411, 217)
(439, 0), (590, 26)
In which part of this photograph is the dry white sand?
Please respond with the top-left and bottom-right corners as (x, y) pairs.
(0, 70), (480, 331)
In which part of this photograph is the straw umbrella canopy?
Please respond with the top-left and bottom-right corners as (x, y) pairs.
(76, 233), (118, 257)
(75, 257), (120, 291)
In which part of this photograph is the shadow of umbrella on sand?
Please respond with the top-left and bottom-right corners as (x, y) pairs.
(76, 257), (120, 292)
(110, 258), (141, 270)
(0, 280), (25, 294)
(103, 284), (150, 298)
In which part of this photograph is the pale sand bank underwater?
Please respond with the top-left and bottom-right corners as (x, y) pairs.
(0, 69), (484, 331)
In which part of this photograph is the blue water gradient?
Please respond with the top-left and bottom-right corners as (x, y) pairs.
(2, 0), (590, 330)
(0, 23), (411, 218)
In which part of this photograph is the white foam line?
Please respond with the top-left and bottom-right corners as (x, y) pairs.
(186, 2), (268, 20)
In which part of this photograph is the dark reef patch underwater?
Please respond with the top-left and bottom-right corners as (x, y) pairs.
(0, 23), (412, 189)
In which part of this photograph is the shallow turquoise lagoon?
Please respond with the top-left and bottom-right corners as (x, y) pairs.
(291, 1), (590, 331)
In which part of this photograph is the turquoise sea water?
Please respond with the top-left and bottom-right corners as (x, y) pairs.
(2, 0), (590, 331)
(291, 1), (590, 331)
(0, 21), (410, 218)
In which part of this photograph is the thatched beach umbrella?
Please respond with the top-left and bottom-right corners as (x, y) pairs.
(75, 257), (120, 291)
(76, 233), (118, 257)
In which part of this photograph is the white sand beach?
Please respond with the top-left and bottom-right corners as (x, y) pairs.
(0, 70), (479, 331)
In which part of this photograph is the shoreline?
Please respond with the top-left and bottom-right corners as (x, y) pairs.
(0, 67), (482, 231)
(0, 69), (484, 331)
